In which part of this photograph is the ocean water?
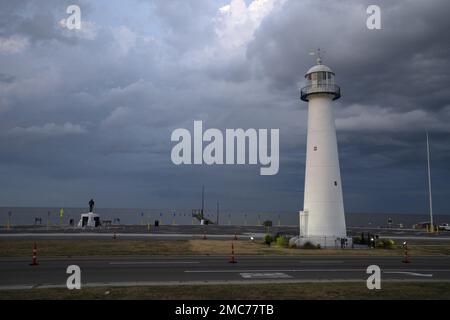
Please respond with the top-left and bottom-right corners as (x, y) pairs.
(1, 207), (449, 228)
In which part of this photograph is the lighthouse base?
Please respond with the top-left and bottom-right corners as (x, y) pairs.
(289, 235), (353, 249)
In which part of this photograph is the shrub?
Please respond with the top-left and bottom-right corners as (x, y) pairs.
(383, 239), (396, 249)
(301, 241), (317, 249)
(263, 234), (273, 246)
(275, 235), (289, 248)
(353, 236), (362, 244)
(375, 239), (396, 249)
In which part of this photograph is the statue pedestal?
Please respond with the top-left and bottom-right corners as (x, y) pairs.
(77, 212), (101, 228)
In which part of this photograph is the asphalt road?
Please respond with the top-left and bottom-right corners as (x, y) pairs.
(0, 232), (267, 240)
(0, 225), (292, 240)
(0, 225), (293, 234)
(1, 255), (449, 289)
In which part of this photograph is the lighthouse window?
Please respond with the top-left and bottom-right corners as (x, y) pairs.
(313, 146), (318, 151)
(334, 181), (338, 186)
(317, 72), (325, 81)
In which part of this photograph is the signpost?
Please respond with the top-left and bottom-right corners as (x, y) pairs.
(60, 208), (64, 226)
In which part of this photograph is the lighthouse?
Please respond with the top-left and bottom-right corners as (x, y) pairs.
(294, 52), (351, 248)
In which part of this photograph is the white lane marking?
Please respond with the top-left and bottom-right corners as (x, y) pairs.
(110, 261), (200, 265)
(185, 269), (450, 273)
(384, 271), (433, 277)
(298, 260), (344, 264)
(186, 269), (365, 273)
(240, 272), (292, 279)
(4, 279), (450, 291)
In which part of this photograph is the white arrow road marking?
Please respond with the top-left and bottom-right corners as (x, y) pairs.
(110, 261), (200, 265)
(384, 271), (433, 277)
(298, 260), (344, 264)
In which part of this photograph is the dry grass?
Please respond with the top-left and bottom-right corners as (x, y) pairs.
(1, 282), (449, 300)
(0, 239), (191, 257)
(188, 240), (450, 256)
(0, 239), (449, 258)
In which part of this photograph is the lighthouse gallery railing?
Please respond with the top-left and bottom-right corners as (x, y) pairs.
(300, 83), (341, 101)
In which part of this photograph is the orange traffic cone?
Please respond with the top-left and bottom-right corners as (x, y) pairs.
(402, 245), (410, 263)
(229, 242), (237, 264)
(30, 242), (38, 266)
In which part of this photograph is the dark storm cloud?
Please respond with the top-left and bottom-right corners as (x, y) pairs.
(0, 0), (94, 43)
(244, 0), (450, 214)
(248, 0), (450, 113)
(0, 73), (14, 83)
(151, 0), (217, 48)
(0, 0), (449, 214)
(252, 0), (450, 214)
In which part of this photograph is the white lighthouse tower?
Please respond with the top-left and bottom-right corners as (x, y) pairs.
(295, 51), (351, 248)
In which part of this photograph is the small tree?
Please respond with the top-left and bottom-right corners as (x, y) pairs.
(275, 235), (288, 248)
(376, 239), (395, 249)
(263, 234), (273, 246)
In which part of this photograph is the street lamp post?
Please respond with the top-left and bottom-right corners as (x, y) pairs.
(426, 132), (434, 232)
(7, 211), (12, 230)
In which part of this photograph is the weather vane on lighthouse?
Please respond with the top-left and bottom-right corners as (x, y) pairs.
(309, 48), (326, 65)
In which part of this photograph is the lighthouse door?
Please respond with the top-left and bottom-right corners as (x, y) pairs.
(299, 210), (308, 237)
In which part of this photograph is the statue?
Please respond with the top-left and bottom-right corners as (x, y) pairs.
(89, 198), (95, 213)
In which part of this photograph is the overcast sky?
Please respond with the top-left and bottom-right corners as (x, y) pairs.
(0, 0), (449, 215)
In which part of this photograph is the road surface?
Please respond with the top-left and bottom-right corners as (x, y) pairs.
(1, 224), (450, 241)
(1, 255), (449, 289)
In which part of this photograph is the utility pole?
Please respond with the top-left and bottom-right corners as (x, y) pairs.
(426, 132), (434, 232)
(201, 185), (205, 220)
(216, 202), (219, 225)
(7, 211), (12, 230)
